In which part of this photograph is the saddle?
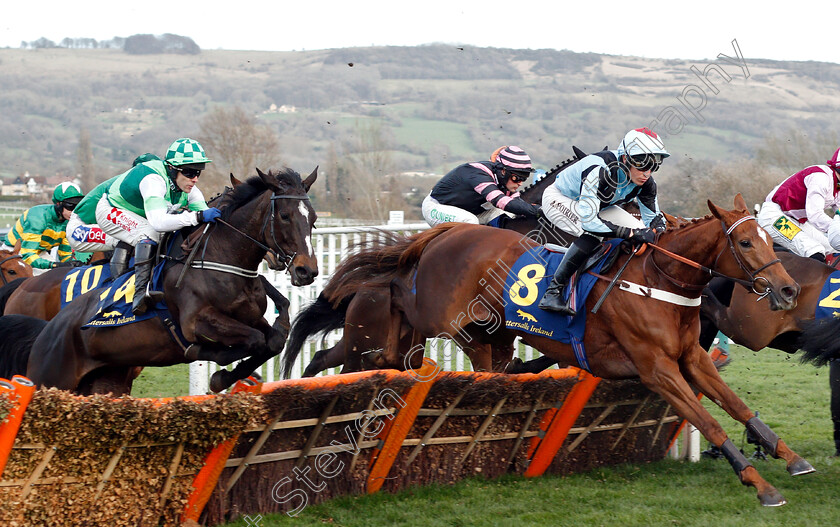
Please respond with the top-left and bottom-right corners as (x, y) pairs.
(582, 241), (624, 275)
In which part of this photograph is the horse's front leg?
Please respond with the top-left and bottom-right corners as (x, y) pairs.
(680, 342), (816, 477)
(304, 341), (346, 377)
(634, 348), (786, 506)
(187, 307), (271, 364)
(261, 275), (291, 353)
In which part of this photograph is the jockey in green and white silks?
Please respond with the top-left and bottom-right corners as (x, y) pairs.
(95, 138), (221, 315)
(1, 182), (85, 274)
(67, 153), (160, 254)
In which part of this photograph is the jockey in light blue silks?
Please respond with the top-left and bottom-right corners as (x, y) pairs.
(538, 128), (670, 315)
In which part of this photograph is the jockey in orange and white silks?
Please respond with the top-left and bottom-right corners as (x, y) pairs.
(756, 147), (840, 262)
(421, 146), (540, 226)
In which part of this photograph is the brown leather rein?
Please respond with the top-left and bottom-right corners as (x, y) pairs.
(644, 215), (781, 297)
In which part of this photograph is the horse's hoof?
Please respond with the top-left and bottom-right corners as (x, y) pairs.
(505, 358), (524, 374)
(758, 488), (787, 507)
(184, 344), (201, 361)
(787, 457), (816, 476)
(209, 370), (235, 393)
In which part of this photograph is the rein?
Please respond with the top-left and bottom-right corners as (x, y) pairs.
(0, 253), (23, 285)
(645, 215), (781, 298)
(184, 192), (310, 280)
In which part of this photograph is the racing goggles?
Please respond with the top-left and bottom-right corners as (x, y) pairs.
(180, 167), (202, 179)
(509, 171), (530, 183)
(62, 199), (81, 211)
(626, 153), (663, 173)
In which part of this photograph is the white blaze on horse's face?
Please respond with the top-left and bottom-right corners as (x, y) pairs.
(756, 225), (769, 245)
(298, 201), (314, 257)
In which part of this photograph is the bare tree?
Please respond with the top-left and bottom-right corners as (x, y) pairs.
(660, 157), (786, 218)
(757, 128), (840, 174)
(333, 119), (406, 221)
(76, 127), (96, 191)
(197, 106), (283, 195)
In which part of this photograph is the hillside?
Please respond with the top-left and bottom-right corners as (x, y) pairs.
(1, 45), (839, 216)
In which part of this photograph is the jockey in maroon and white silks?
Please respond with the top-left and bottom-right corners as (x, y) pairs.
(421, 146), (540, 226)
(757, 147), (840, 261)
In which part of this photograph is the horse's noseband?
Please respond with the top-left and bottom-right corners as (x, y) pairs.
(720, 215), (782, 297)
(260, 193), (310, 272)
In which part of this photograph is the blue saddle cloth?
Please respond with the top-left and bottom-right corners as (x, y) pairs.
(60, 263), (114, 309)
(502, 240), (620, 372)
(814, 270), (840, 320)
(80, 260), (172, 329)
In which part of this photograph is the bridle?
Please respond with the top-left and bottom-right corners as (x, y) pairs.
(0, 253), (24, 285)
(185, 191), (311, 280)
(646, 214), (782, 299)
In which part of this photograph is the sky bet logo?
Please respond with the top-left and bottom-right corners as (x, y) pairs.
(72, 225), (107, 244)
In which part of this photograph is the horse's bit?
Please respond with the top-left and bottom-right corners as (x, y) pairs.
(190, 192), (311, 279)
(646, 214), (782, 299)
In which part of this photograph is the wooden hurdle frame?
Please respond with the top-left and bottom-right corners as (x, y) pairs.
(1, 365), (684, 526)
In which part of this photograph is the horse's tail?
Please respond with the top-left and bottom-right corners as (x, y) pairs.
(323, 224), (460, 304)
(798, 316), (840, 367)
(0, 315), (47, 379)
(0, 278), (27, 315)
(281, 292), (352, 379)
(397, 223), (462, 269)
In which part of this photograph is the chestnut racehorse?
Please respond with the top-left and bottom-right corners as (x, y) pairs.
(0, 241), (33, 285)
(282, 149), (589, 378)
(2, 254), (107, 320)
(333, 195), (810, 506)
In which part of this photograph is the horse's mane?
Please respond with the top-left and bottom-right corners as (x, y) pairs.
(221, 168), (304, 220)
(519, 149), (587, 203)
(323, 224), (461, 306)
(321, 230), (420, 307)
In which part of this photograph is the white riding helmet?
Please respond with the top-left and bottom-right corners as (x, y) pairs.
(618, 128), (670, 158)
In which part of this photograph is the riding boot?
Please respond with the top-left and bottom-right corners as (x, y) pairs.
(109, 241), (133, 278)
(538, 234), (600, 315)
(131, 241), (164, 315)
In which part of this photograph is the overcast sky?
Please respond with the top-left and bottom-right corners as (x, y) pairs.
(1, 1), (837, 65)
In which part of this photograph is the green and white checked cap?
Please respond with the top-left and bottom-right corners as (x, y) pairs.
(164, 138), (212, 167)
(53, 181), (84, 203)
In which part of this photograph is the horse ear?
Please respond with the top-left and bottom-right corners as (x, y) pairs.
(303, 166), (318, 192)
(733, 193), (748, 212)
(229, 173), (244, 187)
(707, 199), (724, 220)
(13, 239), (22, 254)
(256, 167), (280, 192)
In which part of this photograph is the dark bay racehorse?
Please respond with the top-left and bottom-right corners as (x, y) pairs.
(282, 150), (589, 377)
(333, 195), (809, 506)
(2, 178), (289, 323)
(21, 167), (317, 395)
